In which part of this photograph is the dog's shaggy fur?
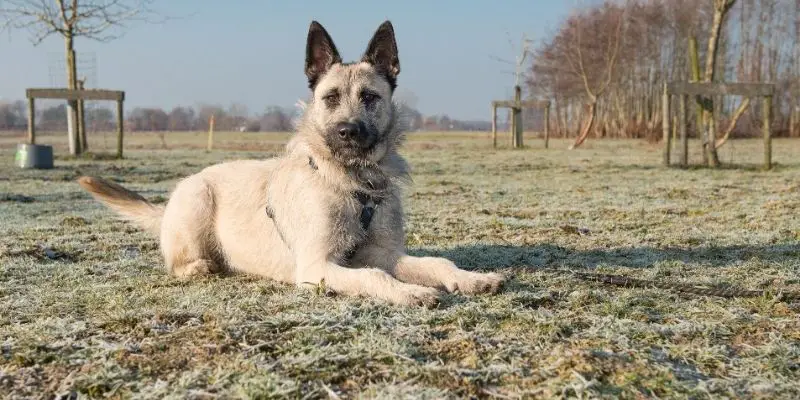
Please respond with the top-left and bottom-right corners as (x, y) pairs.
(78, 21), (503, 306)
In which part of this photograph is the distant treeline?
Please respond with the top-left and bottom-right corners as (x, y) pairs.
(527, 0), (800, 140)
(0, 101), (492, 133)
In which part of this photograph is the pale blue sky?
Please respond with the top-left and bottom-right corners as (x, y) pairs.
(1, 1), (577, 120)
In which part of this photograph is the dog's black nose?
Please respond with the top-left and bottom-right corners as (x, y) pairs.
(336, 122), (360, 139)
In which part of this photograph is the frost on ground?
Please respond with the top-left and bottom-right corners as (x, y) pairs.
(1, 134), (799, 399)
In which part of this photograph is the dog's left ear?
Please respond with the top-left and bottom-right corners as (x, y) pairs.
(362, 20), (400, 90)
(306, 21), (342, 90)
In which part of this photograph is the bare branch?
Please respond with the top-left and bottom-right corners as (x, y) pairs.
(488, 55), (515, 65)
(596, 6), (625, 97)
(0, 0), (65, 44)
(1, 0), (179, 45)
(574, 14), (596, 102)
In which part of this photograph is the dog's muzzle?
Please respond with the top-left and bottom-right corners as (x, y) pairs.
(332, 121), (375, 149)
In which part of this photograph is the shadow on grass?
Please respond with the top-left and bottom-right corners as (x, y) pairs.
(409, 242), (800, 270)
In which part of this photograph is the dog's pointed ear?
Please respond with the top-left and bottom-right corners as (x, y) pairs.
(361, 20), (400, 90)
(305, 21), (342, 89)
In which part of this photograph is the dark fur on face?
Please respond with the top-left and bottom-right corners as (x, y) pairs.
(323, 120), (379, 162)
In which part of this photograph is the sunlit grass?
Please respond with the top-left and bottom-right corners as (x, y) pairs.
(1, 134), (799, 398)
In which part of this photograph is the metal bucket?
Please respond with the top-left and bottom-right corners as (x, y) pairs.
(15, 143), (54, 169)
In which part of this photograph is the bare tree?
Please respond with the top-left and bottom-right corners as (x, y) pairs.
(0, 0), (167, 155)
(529, 0), (799, 147)
(491, 32), (533, 133)
(567, 4), (625, 149)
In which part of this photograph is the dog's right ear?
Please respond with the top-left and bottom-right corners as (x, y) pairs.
(305, 21), (342, 90)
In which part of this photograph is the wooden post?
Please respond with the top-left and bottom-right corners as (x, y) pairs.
(672, 115), (678, 150)
(27, 97), (35, 145)
(679, 94), (688, 166)
(116, 99), (124, 159)
(544, 104), (550, 149)
(517, 106), (525, 148)
(662, 83), (671, 166)
(763, 95), (772, 170)
(77, 79), (88, 151)
(207, 114), (216, 152)
(510, 108), (516, 148)
(491, 105), (498, 148)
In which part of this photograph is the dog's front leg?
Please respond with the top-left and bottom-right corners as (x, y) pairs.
(293, 253), (441, 307)
(266, 202), (440, 307)
(359, 249), (505, 295)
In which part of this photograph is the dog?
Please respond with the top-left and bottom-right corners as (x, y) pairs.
(77, 20), (504, 307)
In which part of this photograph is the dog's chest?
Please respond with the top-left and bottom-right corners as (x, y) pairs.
(327, 190), (383, 263)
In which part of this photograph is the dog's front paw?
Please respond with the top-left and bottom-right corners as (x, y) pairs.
(443, 271), (505, 295)
(392, 285), (442, 308)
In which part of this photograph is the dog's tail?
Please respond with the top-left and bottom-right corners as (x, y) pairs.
(77, 176), (165, 235)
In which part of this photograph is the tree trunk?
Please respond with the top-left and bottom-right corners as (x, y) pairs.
(554, 97), (563, 137)
(688, 35), (707, 163)
(702, 0), (735, 167)
(65, 34), (81, 156)
(569, 100), (597, 149)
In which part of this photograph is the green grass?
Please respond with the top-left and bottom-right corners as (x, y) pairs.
(1, 133), (799, 399)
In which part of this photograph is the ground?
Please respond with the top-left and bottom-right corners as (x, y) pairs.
(1, 131), (799, 399)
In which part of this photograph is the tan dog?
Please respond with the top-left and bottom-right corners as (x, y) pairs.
(78, 20), (504, 307)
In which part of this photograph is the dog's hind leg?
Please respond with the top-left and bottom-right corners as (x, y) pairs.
(160, 176), (221, 278)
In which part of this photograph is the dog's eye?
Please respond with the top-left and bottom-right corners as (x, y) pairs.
(361, 92), (380, 105)
(323, 92), (340, 108)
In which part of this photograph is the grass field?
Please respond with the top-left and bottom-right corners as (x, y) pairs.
(1, 131), (799, 399)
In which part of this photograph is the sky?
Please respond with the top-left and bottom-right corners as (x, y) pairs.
(0, 1), (577, 121)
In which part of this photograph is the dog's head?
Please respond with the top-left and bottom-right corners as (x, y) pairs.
(294, 21), (403, 166)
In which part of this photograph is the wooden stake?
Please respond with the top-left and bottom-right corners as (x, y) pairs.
(116, 99), (124, 159)
(679, 94), (688, 166)
(207, 114), (216, 152)
(544, 104), (550, 149)
(763, 96), (772, 170)
(77, 79), (88, 151)
(491, 105), (497, 148)
(27, 97), (35, 145)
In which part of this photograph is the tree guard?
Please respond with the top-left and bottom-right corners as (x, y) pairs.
(25, 88), (126, 159)
(662, 81), (774, 170)
(491, 85), (551, 149)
